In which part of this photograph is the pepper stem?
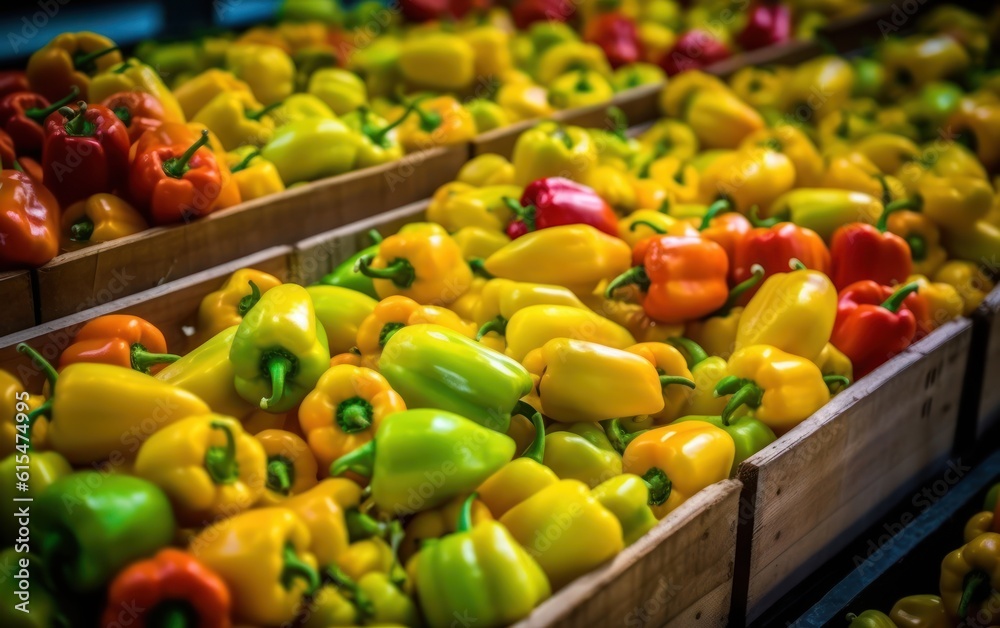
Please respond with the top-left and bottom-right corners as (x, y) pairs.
(521, 411), (546, 464)
(553, 125), (574, 150)
(906, 235), (927, 262)
(720, 382), (764, 426)
(246, 101), (283, 121)
(204, 421), (239, 484)
(715, 264), (765, 317)
(16, 344), (58, 388)
(379, 322), (405, 348)
(575, 70), (592, 92)
(130, 343), (181, 373)
(367, 229), (383, 245)
(713, 375), (744, 397)
(605, 266), (651, 299)
(326, 565), (375, 622)
(147, 603), (194, 628)
(331, 440), (375, 478)
(749, 204), (782, 228)
(659, 375), (696, 389)
(477, 315), (508, 340)
(642, 467), (671, 506)
(788, 258), (807, 271)
(823, 375), (851, 392)
(884, 197), (922, 214)
(456, 492), (478, 534)
(876, 201), (912, 233)
(958, 569), (989, 617)
(260, 354), (294, 410)
(414, 102), (442, 133)
(369, 105), (415, 145)
(336, 397), (374, 433)
(60, 103), (93, 137)
(69, 218), (95, 242)
(355, 255), (416, 289)
(468, 258), (493, 278)
(267, 456), (294, 495)
(237, 280), (261, 316)
(229, 150), (260, 173)
(162, 130), (210, 179)
(503, 196), (533, 224)
(699, 198), (732, 230)
(281, 543), (320, 595)
(25, 86), (79, 123)
(73, 45), (120, 72)
(880, 281), (919, 313)
(665, 337), (709, 368)
(345, 509), (387, 542)
(629, 219), (667, 234)
(603, 418), (644, 455)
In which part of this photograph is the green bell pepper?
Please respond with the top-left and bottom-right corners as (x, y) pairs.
(308, 68), (368, 116)
(846, 610), (897, 628)
(34, 472), (175, 592)
(330, 409), (515, 515)
(672, 414), (776, 476)
(0, 451), (71, 542)
(528, 21), (579, 55)
(230, 284), (331, 413)
(591, 474), (658, 546)
(341, 108), (407, 169)
(305, 284), (377, 356)
(544, 423), (623, 488)
(0, 548), (64, 627)
(317, 230), (383, 299)
(612, 63), (667, 91)
(272, 93), (336, 127)
(379, 324), (532, 433)
(279, 0), (343, 23)
(465, 99), (509, 134)
(261, 118), (360, 184)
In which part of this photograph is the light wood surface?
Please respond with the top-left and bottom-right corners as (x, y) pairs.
(0, 272), (34, 336)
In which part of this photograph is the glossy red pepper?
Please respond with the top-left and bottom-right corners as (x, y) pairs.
(0, 167), (60, 270)
(831, 281), (922, 379)
(129, 129), (223, 225)
(829, 209), (913, 292)
(0, 87), (78, 157)
(41, 101), (130, 208)
(737, 1), (792, 51)
(659, 29), (731, 76)
(102, 91), (166, 144)
(584, 12), (644, 69)
(505, 177), (620, 239)
(512, 0), (574, 28)
(401, 0), (484, 21)
(0, 72), (29, 99)
(730, 222), (831, 298)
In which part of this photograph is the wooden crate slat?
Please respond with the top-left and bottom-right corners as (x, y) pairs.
(0, 271), (34, 336)
(975, 286), (1000, 436)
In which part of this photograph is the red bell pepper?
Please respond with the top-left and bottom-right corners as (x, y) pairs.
(60, 314), (180, 374)
(511, 0), (575, 29)
(737, 1), (793, 51)
(0, 72), (29, 99)
(0, 87), (78, 157)
(41, 101), (130, 208)
(129, 129), (223, 225)
(102, 91), (166, 144)
(101, 548), (231, 628)
(400, 0), (485, 21)
(0, 167), (60, 270)
(829, 209), (913, 292)
(831, 281), (923, 378)
(659, 29), (731, 76)
(730, 221), (831, 298)
(504, 177), (619, 239)
(584, 12), (644, 69)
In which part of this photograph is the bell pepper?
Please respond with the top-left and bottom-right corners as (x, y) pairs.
(0, 450), (70, 542)
(35, 472), (175, 592)
(882, 34), (970, 99)
(698, 203), (752, 262)
(427, 184), (520, 233)
(42, 101), (130, 208)
(418, 493), (551, 624)
(886, 210), (947, 276)
(282, 478), (364, 568)
(334, 533), (403, 583)
(452, 227), (511, 261)
(226, 44), (295, 106)
(18, 344), (210, 464)
(473, 278), (586, 329)
(502, 304), (635, 362)
(134, 414), (267, 525)
(717, 345), (833, 433)
(544, 422), (624, 488)
(261, 117), (359, 184)
(947, 98), (1000, 173)
(779, 55), (854, 121)
(256, 428), (318, 505)
(0, 548), (63, 627)
(496, 82), (554, 122)
(683, 266), (765, 362)
(815, 342), (854, 392)
(737, 1), (791, 50)
(659, 28), (731, 76)
(398, 33), (475, 92)
(621, 420), (734, 518)
(505, 177), (618, 239)
(463, 24), (513, 78)
(340, 107), (407, 169)
(271, 93), (335, 127)
(330, 409), (515, 515)
(522, 338), (667, 423)
(59, 314), (179, 374)
(891, 175), (995, 233)
(606, 234), (729, 324)
(591, 474), (659, 545)
(940, 533), (1000, 620)
(889, 594), (951, 628)
(548, 70), (615, 110)
(0, 71), (28, 98)
(100, 91), (166, 146)
(0, 168), (59, 270)
(477, 409), (559, 517)
(681, 88), (763, 151)
(102, 548), (230, 628)
(666, 337), (730, 416)
(395, 95), (476, 152)
(764, 189), (884, 242)
(198, 270), (283, 342)
(357, 222), (473, 306)
(584, 11), (643, 69)
(357, 295), (474, 368)
(308, 68), (367, 116)
(89, 58), (185, 123)
(941, 221), (1000, 267)
(966, 512), (996, 544)
(535, 41), (612, 85)
(155, 327), (254, 420)
(299, 364), (406, 473)
(379, 324), (531, 432)
(318, 230), (383, 299)
(129, 129), (223, 225)
(512, 121), (597, 186)
(731, 222), (831, 294)
(307, 285), (378, 357)
(905, 274), (964, 332)
(829, 208), (914, 291)
(676, 412), (776, 474)
(457, 153), (516, 187)
(230, 283), (331, 412)
(0, 87), (79, 157)
(832, 281), (924, 378)
(847, 611), (897, 627)
(626, 341), (696, 424)
(190, 508), (320, 626)
(192, 91), (279, 151)
(934, 261), (995, 315)
(173, 69), (254, 119)
(699, 146), (796, 215)
(401, 493), (494, 562)
(26, 32), (122, 101)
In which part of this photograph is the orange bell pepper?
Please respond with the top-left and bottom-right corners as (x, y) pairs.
(255, 429), (319, 505)
(355, 295), (476, 369)
(59, 314), (180, 374)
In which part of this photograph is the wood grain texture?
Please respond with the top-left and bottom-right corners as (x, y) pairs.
(0, 272), (34, 336)
(0, 247), (291, 393)
(513, 479), (741, 628)
(733, 319), (972, 623)
(34, 146), (467, 323)
(976, 286), (1000, 434)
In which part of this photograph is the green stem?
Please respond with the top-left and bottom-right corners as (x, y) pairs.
(162, 130), (210, 179)
(414, 103), (442, 133)
(629, 219), (667, 234)
(642, 467), (671, 506)
(237, 280), (261, 316)
(281, 543), (320, 595)
(147, 602), (195, 628)
(521, 411), (546, 464)
(326, 565), (375, 622)
(880, 281), (919, 313)
(267, 456), (294, 495)
(368, 105), (414, 145)
(344, 509), (387, 542)
(876, 201), (913, 232)
(504, 197), (536, 232)
(16, 344), (58, 388)
(749, 204), (782, 228)
(229, 150), (260, 173)
(260, 355), (293, 410)
(699, 198), (732, 231)
(477, 315), (508, 340)
(604, 418), (644, 455)
(456, 492), (478, 533)
(336, 397), (373, 433)
(823, 375), (851, 392)
(25, 86), (79, 124)
(113, 61), (133, 75)
(659, 376), (696, 389)
(789, 258), (807, 271)
(73, 45), (119, 72)
(713, 375), (744, 396)
(355, 255), (416, 289)
(130, 343), (181, 373)
(721, 382), (764, 426)
(331, 440), (375, 478)
(553, 125), (574, 150)
(958, 569), (989, 617)
(204, 421), (239, 484)
(367, 230), (383, 245)
(873, 174), (893, 206)
(60, 103), (93, 137)
(715, 264), (764, 317)
(605, 266), (650, 299)
(884, 197), (922, 214)
(379, 322), (406, 348)
(246, 101), (283, 121)
(468, 258), (492, 278)
(69, 218), (94, 242)
(575, 70), (592, 92)
(665, 337), (709, 368)
(907, 235), (927, 263)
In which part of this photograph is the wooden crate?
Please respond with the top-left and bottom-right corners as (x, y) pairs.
(971, 286), (1000, 439)
(731, 318), (973, 625)
(0, 271), (34, 336)
(515, 480), (742, 628)
(33, 145), (467, 324)
(0, 246), (291, 394)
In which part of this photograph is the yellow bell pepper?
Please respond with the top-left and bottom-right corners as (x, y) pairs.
(478, 411), (560, 520)
(473, 278), (587, 328)
(190, 508), (320, 626)
(396, 95), (476, 152)
(399, 33), (475, 92)
(699, 145), (796, 213)
(740, 125), (824, 188)
(90, 58), (186, 122)
(465, 99), (510, 133)
(637, 118), (700, 161)
(588, 296), (686, 345)
(682, 268), (766, 362)
(226, 146), (286, 202)
(401, 494), (494, 562)
(886, 210), (947, 276)
(618, 210), (689, 248)
(779, 55), (855, 121)
(814, 343), (853, 392)
(134, 414), (267, 526)
(512, 121), (597, 185)
(462, 25), (512, 78)
(852, 133), (921, 174)
(192, 91), (277, 151)
(355, 295), (476, 368)
(335, 536), (401, 582)
(452, 227), (511, 261)
(502, 304), (635, 362)
(447, 276), (488, 327)
(535, 41), (612, 85)
(307, 68), (367, 116)
(684, 87), (765, 150)
(283, 478), (364, 568)
(173, 69), (255, 119)
(270, 93), (336, 127)
(226, 44), (295, 105)
(632, 179), (670, 213)
(456, 153), (516, 187)
(548, 70), (615, 110)
(197, 268), (283, 341)
(933, 260), (996, 315)
(254, 428), (318, 505)
(496, 82), (554, 122)
(729, 66), (785, 110)
(589, 164), (638, 213)
(426, 184), (520, 232)
(645, 156), (701, 203)
(626, 342), (695, 424)
(905, 274), (964, 330)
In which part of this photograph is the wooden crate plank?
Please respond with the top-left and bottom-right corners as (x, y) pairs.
(976, 286), (1000, 435)
(733, 319), (972, 623)
(0, 272), (34, 336)
(34, 145), (466, 323)
(0, 247), (291, 393)
(514, 479), (741, 627)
